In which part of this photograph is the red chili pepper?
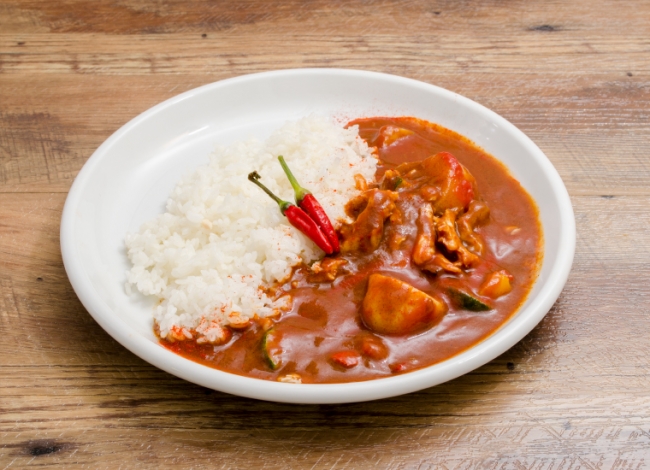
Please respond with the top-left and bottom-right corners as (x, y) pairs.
(248, 172), (334, 254)
(278, 156), (340, 253)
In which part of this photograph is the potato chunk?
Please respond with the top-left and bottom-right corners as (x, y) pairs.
(479, 270), (513, 298)
(361, 274), (447, 336)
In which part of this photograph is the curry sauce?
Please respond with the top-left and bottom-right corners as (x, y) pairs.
(162, 117), (542, 383)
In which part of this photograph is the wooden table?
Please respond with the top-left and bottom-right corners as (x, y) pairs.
(2, 1), (649, 467)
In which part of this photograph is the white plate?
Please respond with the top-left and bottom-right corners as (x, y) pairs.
(61, 69), (575, 404)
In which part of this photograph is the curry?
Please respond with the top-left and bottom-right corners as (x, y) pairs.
(162, 117), (542, 384)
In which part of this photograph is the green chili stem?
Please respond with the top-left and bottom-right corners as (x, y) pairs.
(248, 171), (292, 214)
(278, 156), (310, 202)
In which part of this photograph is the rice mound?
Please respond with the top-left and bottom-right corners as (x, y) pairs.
(125, 116), (377, 343)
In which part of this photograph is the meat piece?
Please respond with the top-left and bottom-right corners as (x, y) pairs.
(308, 257), (348, 283)
(388, 230), (407, 250)
(227, 312), (252, 330)
(436, 209), (461, 252)
(412, 204), (437, 266)
(436, 209), (479, 268)
(412, 205), (462, 275)
(457, 200), (490, 254)
(339, 189), (398, 253)
(428, 253), (463, 274)
(393, 161), (427, 182)
(277, 373), (302, 384)
(456, 247), (478, 268)
(422, 152), (476, 212)
(193, 320), (233, 345)
(354, 173), (369, 191)
(380, 169), (405, 191)
(376, 125), (414, 147)
(394, 161), (421, 174)
(344, 193), (369, 219)
(361, 274), (447, 336)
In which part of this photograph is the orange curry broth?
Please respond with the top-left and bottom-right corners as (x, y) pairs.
(161, 117), (543, 384)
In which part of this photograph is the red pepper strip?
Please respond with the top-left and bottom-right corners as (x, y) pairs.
(331, 351), (360, 368)
(248, 172), (334, 254)
(277, 156), (340, 253)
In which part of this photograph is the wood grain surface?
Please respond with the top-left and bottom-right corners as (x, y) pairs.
(1, 0), (649, 468)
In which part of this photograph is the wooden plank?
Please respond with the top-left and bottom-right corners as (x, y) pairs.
(1, 73), (649, 194)
(1, 32), (649, 76)
(2, 0), (650, 36)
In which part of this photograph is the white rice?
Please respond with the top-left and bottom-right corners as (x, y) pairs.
(125, 116), (377, 343)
